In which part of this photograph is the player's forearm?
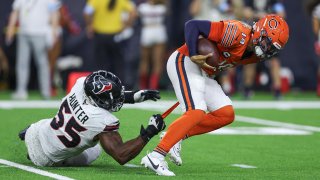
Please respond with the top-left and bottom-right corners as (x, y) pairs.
(185, 20), (211, 56)
(112, 136), (146, 165)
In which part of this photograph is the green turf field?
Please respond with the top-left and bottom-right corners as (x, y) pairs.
(0, 99), (319, 179)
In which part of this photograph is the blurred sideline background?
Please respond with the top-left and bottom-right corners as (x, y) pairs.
(0, 0), (319, 100)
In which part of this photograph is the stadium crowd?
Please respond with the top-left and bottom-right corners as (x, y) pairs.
(0, 0), (319, 100)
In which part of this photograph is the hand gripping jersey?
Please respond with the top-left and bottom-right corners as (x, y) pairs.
(37, 77), (119, 162)
(178, 20), (260, 75)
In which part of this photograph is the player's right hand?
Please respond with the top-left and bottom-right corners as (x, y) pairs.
(140, 114), (166, 142)
(190, 53), (215, 70)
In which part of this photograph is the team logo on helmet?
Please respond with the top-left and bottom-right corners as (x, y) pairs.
(92, 75), (113, 94)
(268, 19), (278, 29)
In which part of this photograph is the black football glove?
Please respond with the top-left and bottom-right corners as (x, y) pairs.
(140, 114), (166, 142)
(134, 90), (160, 102)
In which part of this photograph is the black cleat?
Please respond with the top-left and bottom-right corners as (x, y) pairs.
(18, 126), (30, 141)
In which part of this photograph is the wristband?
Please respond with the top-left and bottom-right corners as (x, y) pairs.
(140, 125), (150, 143)
(124, 91), (135, 104)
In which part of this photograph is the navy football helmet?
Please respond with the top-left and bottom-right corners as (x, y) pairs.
(84, 70), (124, 112)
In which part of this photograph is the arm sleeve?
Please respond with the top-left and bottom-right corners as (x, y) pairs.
(103, 121), (120, 132)
(124, 91), (135, 104)
(184, 20), (211, 57)
(185, 20), (223, 56)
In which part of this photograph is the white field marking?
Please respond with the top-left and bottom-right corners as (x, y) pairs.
(233, 101), (320, 110)
(231, 164), (257, 169)
(123, 164), (142, 168)
(0, 159), (74, 180)
(0, 101), (61, 109)
(1, 100), (319, 133)
(1, 100), (320, 109)
(236, 115), (320, 132)
(207, 127), (312, 135)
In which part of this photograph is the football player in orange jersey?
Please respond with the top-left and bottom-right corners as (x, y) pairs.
(141, 14), (289, 176)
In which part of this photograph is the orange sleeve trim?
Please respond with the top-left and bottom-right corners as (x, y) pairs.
(208, 21), (224, 42)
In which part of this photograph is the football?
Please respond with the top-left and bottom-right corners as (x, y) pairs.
(197, 38), (220, 67)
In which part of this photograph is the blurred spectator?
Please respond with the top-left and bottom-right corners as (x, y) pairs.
(0, 46), (9, 89)
(84, 0), (136, 81)
(190, 0), (234, 21)
(6, 0), (61, 100)
(48, 3), (81, 96)
(242, 0), (285, 99)
(0, 47), (9, 77)
(138, 0), (167, 89)
(167, 0), (193, 50)
(307, 0), (320, 96)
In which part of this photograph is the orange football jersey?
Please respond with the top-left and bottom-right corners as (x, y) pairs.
(177, 20), (260, 75)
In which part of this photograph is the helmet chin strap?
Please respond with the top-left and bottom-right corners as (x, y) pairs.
(254, 45), (265, 58)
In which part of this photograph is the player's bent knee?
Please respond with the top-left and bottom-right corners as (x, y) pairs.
(210, 105), (235, 126)
(184, 109), (206, 118)
(61, 144), (101, 166)
(221, 105), (235, 125)
(85, 144), (102, 165)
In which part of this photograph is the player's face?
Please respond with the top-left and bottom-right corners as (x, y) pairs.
(253, 30), (280, 59)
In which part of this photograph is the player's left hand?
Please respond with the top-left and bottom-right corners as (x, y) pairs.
(190, 53), (215, 70)
(134, 90), (160, 103)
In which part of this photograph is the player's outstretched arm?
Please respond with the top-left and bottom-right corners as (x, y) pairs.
(184, 20), (211, 57)
(124, 90), (160, 104)
(99, 114), (165, 165)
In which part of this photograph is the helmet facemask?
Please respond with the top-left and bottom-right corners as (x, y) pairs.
(108, 86), (125, 112)
(253, 29), (280, 59)
(92, 86), (125, 112)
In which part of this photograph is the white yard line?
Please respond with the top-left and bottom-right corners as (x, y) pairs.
(0, 159), (74, 180)
(233, 101), (320, 110)
(231, 164), (257, 169)
(208, 127), (312, 135)
(236, 115), (320, 132)
(1, 100), (320, 109)
(0, 101), (61, 109)
(1, 100), (319, 133)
